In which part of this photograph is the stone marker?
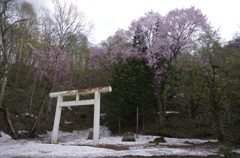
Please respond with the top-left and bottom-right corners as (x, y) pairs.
(122, 132), (136, 142)
(87, 132), (100, 140)
(149, 136), (166, 144)
(154, 136), (166, 143)
(87, 132), (93, 140)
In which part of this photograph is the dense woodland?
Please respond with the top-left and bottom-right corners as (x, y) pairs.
(0, 0), (240, 145)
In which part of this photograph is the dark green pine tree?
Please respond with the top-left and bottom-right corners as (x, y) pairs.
(106, 58), (156, 133)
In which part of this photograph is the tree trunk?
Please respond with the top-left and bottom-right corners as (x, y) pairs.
(155, 78), (165, 129)
(28, 84), (52, 137)
(163, 92), (167, 125)
(142, 109), (145, 131)
(2, 104), (18, 139)
(0, 77), (7, 107)
(118, 107), (121, 134)
(28, 95), (46, 137)
(190, 96), (199, 119)
(214, 117), (224, 143)
(29, 77), (37, 114)
(212, 109), (225, 143)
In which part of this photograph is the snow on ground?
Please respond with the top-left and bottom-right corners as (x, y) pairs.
(0, 127), (237, 158)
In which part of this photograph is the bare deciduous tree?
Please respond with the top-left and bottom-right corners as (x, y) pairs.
(0, 0), (28, 108)
(0, 0), (38, 139)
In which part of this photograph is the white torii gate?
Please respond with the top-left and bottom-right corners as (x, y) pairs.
(49, 86), (112, 146)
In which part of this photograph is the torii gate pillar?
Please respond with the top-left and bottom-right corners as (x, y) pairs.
(49, 86), (112, 146)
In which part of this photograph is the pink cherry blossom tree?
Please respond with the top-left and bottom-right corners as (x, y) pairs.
(90, 7), (212, 128)
(89, 29), (132, 70)
(129, 7), (211, 128)
(29, 44), (74, 90)
(28, 44), (74, 136)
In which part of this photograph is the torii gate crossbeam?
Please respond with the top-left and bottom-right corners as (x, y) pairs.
(49, 86), (112, 146)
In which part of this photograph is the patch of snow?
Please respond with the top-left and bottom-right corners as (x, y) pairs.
(0, 126), (234, 158)
(64, 120), (72, 124)
(233, 149), (240, 154)
(18, 130), (29, 135)
(0, 140), (218, 158)
(22, 112), (37, 119)
(162, 137), (217, 146)
(100, 113), (106, 119)
(166, 111), (179, 114)
(67, 106), (72, 110)
(0, 131), (12, 141)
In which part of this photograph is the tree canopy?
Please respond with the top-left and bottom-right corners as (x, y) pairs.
(0, 1), (240, 144)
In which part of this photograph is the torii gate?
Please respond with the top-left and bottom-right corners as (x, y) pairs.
(49, 86), (112, 146)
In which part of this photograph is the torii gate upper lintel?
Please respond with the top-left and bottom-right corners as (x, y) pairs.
(49, 86), (112, 146)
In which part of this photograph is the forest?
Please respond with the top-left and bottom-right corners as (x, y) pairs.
(0, 0), (240, 146)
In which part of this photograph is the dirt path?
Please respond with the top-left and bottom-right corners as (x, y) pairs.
(101, 141), (240, 158)
(119, 156), (219, 158)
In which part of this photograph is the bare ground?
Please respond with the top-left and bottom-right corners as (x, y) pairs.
(101, 141), (240, 158)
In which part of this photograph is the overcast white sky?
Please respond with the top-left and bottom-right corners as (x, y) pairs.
(29, 0), (240, 44)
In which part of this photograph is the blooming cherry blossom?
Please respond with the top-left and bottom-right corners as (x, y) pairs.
(29, 44), (74, 89)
